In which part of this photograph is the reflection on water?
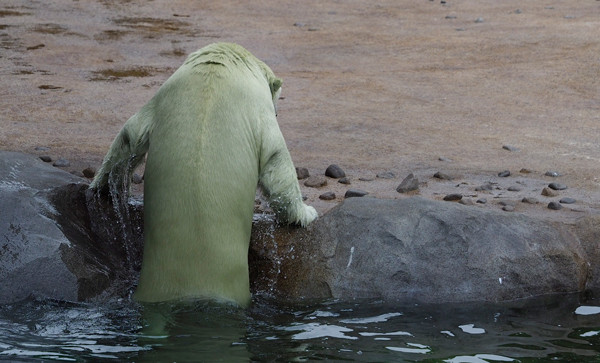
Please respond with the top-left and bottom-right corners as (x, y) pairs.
(0, 291), (599, 362)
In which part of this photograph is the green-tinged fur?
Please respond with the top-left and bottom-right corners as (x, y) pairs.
(90, 43), (317, 306)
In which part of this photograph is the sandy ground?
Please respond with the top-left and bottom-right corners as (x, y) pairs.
(1, 0), (599, 223)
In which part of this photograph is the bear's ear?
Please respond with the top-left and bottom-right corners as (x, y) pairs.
(270, 78), (282, 96)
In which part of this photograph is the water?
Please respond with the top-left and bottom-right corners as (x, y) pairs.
(1, 292), (599, 362)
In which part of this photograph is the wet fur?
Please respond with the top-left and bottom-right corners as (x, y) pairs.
(90, 43), (317, 306)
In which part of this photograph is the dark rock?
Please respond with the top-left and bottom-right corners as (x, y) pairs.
(519, 168), (532, 174)
(325, 164), (346, 179)
(502, 205), (515, 212)
(295, 167), (309, 180)
(560, 197), (576, 204)
(548, 201), (563, 210)
(358, 177), (375, 182)
(304, 175), (327, 188)
(82, 167), (96, 179)
(522, 197), (539, 204)
(443, 193), (462, 201)
(499, 200), (516, 207)
(338, 177), (351, 185)
(376, 171), (396, 179)
(319, 191), (336, 201)
(53, 158), (70, 168)
(132, 173), (143, 184)
(396, 173), (419, 193)
(542, 187), (558, 197)
(545, 171), (561, 177)
(502, 145), (519, 152)
(438, 156), (452, 162)
(498, 170), (511, 177)
(434, 171), (453, 180)
(344, 189), (368, 198)
(476, 198), (487, 204)
(39, 155), (52, 162)
(251, 197), (590, 303)
(549, 182), (567, 191)
(475, 17), (484, 23)
(507, 186), (522, 192)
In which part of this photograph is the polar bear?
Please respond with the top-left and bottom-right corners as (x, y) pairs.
(90, 42), (317, 307)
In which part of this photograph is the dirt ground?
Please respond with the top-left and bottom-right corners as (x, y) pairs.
(1, 0), (599, 223)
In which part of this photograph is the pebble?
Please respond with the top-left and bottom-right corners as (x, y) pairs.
(559, 197), (576, 204)
(35, 146), (50, 151)
(519, 168), (532, 174)
(338, 177), (351, 185)
(53, 158), (70, 167)
(296, 167), (310, 180)
(475, 183), (494, 191)
(345, 189), (368, 198)
(476, 198), (487, 204)
(438, 157), (453, 162)
(521, 197), (539, 204)
(434, 171), (453, 180)
(376, 171), (396, 179)
(475, 17), (484, 23)
(304, 175), (327, 188)
(499, 200), (516, 206)
(507, 186), (522, 192)
(502, 145), (519, 152)
(132, 173), (143, 184)
(548, 182), (567, 191)
(443, 193), (463, 201)
(498, 170), (511, 177)
(459, 198), (474, 206)
(325, 164), (346, 179)
(319, 191), (336, 201)
(39, 155), (52, 162)
(502, 205), (515, 212)
(541, 187), (558, 197)
(396, 173), (419, 193)
(548, 201), (563, 210)
(545, 171), (561, 177)
(359, 177), (375, 182)
(82, 167), (96, 179)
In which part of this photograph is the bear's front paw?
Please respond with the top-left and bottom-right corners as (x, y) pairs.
(300, 205), (318, 227)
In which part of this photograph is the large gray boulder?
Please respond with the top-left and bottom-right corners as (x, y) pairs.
(1, 151), (599, 304)
(250, 197), (596, 303)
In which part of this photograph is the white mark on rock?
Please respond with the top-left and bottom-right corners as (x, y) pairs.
(347, 246), (355, 268)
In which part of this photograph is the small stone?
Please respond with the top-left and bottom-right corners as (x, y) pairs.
(499, 200), (517, 207)
(548, 182), (567, 191)
(559, 197), (576, 204)
(438, 156), (452, 162)
(545, 171), (561, 177)
(396, 173), (419, 193)
(507, 186), (522, 192)
(304, 175), (327, 188)
(338, 177), (351, 185)
(548, 201), (563, 210)
(541, 187), (558, 197)
(53, 158), (70, 168)
(521, 197), (539, 204)
(319, 191), (336, 201)
(502, 145), (519, 152)
(296, 167), (310, 180)
(519, 168), (532, 174)
(475, 17), (484, 23)
(445, 14), (457, 19)
(376, 171), (396, 179)
(359, 177), (375, 182)
(35, 146), (50, 151)
(433, 171), (453, 180)
(345, 189), (368, 198)
(502, 205), (515, 212)
(39, 155), (52, 162)
(443, 193), (463, 202)
(325, 164), (346, 179)
(132, 173), (143, 184)
(476, 198), (487, 204)
(475, 183), (494, 191)
(82, 167), (96, 179)
(498, 170), (511, 177)
(515, 9), (522, 14)
(459, 198), (474, 206)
